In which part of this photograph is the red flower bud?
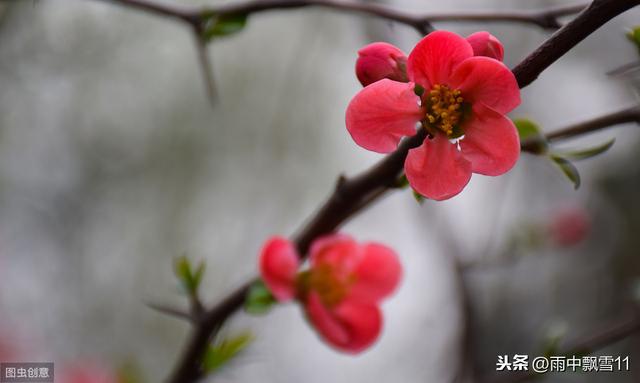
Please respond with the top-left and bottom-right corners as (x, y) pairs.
(466, 31), (505, 61)
(355, 42), (408, 86)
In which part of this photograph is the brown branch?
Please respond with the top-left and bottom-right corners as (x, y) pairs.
(162, 1), (639, 381)
(146, 302), (195, 322)
(545, 106), (640, 142)
(104, 0), (588, 33)
(487, 313), (640, 383)
(513, 0), (640, 88)
(520, 105), (640, 152)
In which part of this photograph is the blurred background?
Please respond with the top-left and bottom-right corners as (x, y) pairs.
(0, 0), (639, 382)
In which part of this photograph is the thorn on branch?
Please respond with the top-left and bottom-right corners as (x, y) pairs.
(146, 302), (195, 322)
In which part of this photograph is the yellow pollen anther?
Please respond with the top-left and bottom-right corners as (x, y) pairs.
(424, 84), (465, 136)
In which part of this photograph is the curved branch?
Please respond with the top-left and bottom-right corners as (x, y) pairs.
(106, 0), (587, 33)
(163, 1), (639, 382)
(513, 0), (640, 88)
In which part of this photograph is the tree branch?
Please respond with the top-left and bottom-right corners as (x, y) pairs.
(103, 0), (588, 33)
(513, 0), (640, 88)
(520, 105), (640, 152)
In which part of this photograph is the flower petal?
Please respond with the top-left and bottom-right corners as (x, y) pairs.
(407, 30), (474, 88)
(466, 31), (504, 61)
(460, 103), (520, 176)
(259, 236), (300, 301)
(306, 292), (382, 354)
(349, 243), (402, 303)
(310, 234), (360, 278)
(405, 134), (472, 201)
(346, 79), (422, 153)
(449, 56), (520, 114)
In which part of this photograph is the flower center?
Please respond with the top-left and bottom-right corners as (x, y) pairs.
(425, 84), (464, 136)
(296, 265), (352, 306)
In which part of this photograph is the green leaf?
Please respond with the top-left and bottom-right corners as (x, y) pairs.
(412, 189), (425, 205)
(395, 174), (409, 189)
(551, 138), (615, 161)
(173, 256), (205, 295)
(202, 13), (248, 41)
(244, 280), (276, 315)
(192, 262), (206, 292)
(513, 118), (548, 154)
(550, 155), (581, 189)
(203, 332), (254, 373)
(627, 26), (640, 53)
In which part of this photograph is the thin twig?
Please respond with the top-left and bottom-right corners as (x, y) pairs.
(192, 27), (218, 105)
(520, 105), (640, 151)
(104, 0), (588, 33)
(146, 302), (195, 322)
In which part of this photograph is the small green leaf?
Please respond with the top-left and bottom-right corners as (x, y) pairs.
(202, 13), (248, 41)
(513, 118), (541, 140)
(412, 189), (425, 204)
(174, 256), (193, 292)
(395, 174), (409, 189)
(192, 262), (206, 292)
(550, 155), (581, 189)
(551, 138), (615, 161)
(513, 118), (548, 154)
(173, 256), (205, 295)
(244, 280), (276, 315)
(627, 26), (640, 53)
(203, 332), (254, 373)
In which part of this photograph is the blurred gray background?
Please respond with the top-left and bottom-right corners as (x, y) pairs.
(0, 0), (640, 382)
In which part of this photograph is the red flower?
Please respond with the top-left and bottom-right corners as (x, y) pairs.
(346, 31), (521, 200)
(259, 234), (402, 353)
(547, 207), (591, 246)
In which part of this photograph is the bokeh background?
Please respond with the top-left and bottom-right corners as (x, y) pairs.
(0, 0), (639, 382)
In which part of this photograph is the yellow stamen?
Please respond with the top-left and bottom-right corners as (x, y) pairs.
(424, 84), (465, 136)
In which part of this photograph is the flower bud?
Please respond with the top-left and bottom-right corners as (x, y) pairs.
(466, 31), (504, 61)
(355, 42), (408, 86)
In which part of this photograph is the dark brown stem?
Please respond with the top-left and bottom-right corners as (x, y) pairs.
(545, 106), (640, 142)
(513, 0), (640, 88)
(520, 105), (640, 152)
(104, 0), (588, 33)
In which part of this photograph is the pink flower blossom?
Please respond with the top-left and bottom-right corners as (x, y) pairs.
(547, 207), (591, 246)
(346, 31), (521, 200)
(355, 42), (408, 86)
(259, 234), (402, 353)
